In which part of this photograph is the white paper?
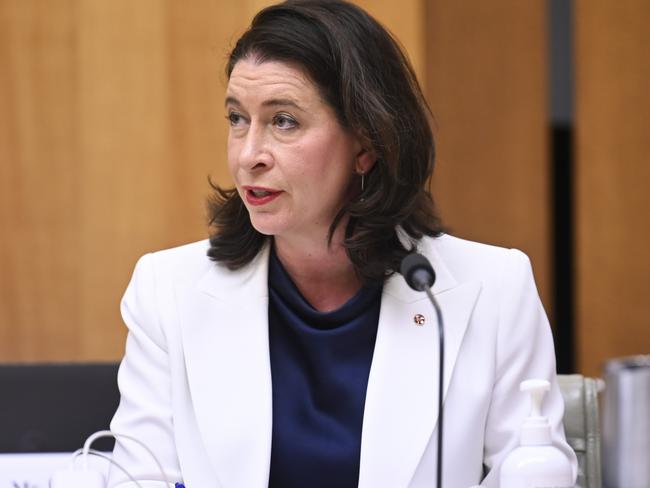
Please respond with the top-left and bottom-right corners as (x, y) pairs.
(0, 452), (109, 487)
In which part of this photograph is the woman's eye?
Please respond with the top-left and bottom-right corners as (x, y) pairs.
(273, 113), (298, 130)
(227, 112), (244, 126)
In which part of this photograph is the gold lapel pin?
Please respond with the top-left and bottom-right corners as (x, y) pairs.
(413, 314), (426, 325)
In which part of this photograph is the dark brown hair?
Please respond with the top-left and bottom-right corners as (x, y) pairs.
(207, 0), (443, 282)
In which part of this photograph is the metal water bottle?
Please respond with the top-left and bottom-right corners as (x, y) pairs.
(602, 355), (650, 488)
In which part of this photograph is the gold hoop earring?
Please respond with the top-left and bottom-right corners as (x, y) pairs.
(361, 173), (365, 192)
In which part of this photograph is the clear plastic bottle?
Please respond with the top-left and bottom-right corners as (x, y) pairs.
(499, 379), (574, 488)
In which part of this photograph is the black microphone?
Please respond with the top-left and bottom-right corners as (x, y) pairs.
(400, 252), (445, 488)
(400, 253), (436, 291)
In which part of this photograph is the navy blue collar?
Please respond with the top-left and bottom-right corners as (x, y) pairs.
(268, 248), (382, 330)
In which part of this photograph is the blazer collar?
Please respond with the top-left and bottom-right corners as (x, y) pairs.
(197, 241), (271, 301)
(382, 234), (458, 302)
(196, 235), (455, 303)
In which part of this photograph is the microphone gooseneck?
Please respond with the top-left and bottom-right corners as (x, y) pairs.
(400, 252), (445, 488)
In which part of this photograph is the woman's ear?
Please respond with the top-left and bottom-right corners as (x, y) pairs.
(355, 146), (377, 175)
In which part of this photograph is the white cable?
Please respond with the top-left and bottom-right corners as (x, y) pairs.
(81, 430), (173, 486)
(71, 448), (145, 488)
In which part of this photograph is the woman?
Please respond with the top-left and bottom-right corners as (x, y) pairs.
(108, 1), (576, 487)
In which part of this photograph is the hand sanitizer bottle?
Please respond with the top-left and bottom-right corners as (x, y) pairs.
(499, 379), (574, 488)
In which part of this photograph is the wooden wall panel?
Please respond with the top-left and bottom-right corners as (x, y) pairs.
(575, 1), (650, 376)
(76, 1), (172, 358)
(355, 0), (426, 82)
(0, 0), (81, 359)
(0, 0), (424, 361)
(0, 1), (257, 361)
(424, 1), (552, 311)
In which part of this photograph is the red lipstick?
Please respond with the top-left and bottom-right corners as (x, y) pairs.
(243, 186), (283, 206)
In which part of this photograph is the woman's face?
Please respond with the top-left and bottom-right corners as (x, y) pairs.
(226, 59), (366, 244)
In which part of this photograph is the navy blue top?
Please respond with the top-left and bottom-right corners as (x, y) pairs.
(267, 250), (382, 488)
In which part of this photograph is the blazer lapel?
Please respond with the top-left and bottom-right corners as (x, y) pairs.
(358, 243), (482, 488)
(178, 244), (273, 488)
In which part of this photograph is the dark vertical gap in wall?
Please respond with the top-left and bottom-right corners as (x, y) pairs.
(549, 0), (575, 373)
(552, 125), (574, 373)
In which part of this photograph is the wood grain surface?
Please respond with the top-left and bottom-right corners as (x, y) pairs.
(425, 1), (551, 310)
(575, 0), (650, 376)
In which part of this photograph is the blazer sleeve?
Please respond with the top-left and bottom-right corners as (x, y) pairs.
(107, 253), (182, 488)
(481, 249), (577, 486)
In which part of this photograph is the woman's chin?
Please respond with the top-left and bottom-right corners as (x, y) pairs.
(248, 216), (287, 237)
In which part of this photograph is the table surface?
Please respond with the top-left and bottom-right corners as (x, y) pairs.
(0, 451), (110, 488)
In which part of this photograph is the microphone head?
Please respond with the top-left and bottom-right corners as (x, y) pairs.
(400, 253), (436, 291)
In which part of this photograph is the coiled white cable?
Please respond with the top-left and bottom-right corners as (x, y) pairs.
(70, 448), (144, 487)
(50, 430), (174, 487)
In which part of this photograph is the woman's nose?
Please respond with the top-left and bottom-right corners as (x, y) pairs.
(238, 125), (273, 171)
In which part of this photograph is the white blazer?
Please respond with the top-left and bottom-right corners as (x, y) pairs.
(108, 234), (577, 488)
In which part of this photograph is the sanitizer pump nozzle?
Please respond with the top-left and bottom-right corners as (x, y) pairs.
(520, 379), (552, 446)
(499, 379), (574, 488)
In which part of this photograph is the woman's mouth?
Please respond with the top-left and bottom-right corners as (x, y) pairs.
(243, 186), (283, 206)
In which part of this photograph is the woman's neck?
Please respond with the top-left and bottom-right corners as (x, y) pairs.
(273, 229), (362, 313)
